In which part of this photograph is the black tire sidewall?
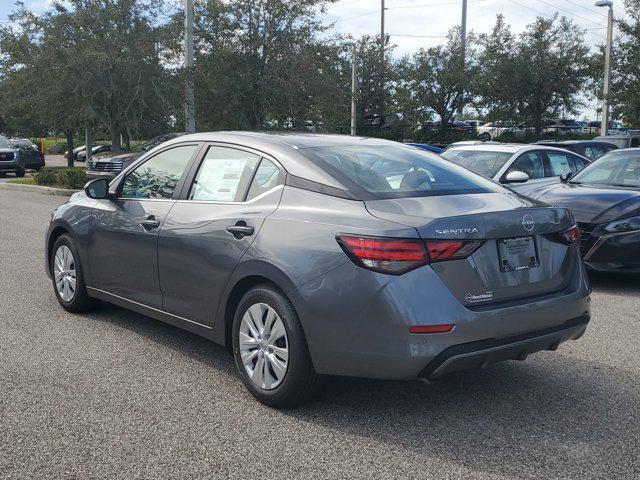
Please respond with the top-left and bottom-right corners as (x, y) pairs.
(50, 234), (92, 312)
(232, 285), (314, 408)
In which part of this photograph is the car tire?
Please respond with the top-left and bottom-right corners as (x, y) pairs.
(232, 285), (319, 408)
(0, 172), (6, 177)
(15, 167), (25, 177)
(50, 234), (95, 313)
(480, 132), (491, 140)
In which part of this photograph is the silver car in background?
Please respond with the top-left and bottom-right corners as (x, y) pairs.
(45, 133), (590, 407)
(441, 144), (591, 195)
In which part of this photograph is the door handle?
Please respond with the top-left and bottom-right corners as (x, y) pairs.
(140, 216), (160, 230)
(226, 222), (254, 238)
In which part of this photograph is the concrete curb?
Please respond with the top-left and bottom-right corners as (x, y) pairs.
(0, 181), (79, 197)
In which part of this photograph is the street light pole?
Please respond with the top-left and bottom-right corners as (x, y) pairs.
(351, 43), (357, 136)
(596, 0), (614, 135)
(457, 0), (468, 117)
(184, 0), (195, 133)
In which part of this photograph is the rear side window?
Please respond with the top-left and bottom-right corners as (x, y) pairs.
(508, 151), (545, 179)
(303, 145), (504, 199)
(189, 147), (260, 202)
(584, 146), (604, 160)
(246, 159), (283, 201)
(546, 151), (575, 176)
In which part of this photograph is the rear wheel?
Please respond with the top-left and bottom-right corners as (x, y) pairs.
(232, 285), (319, 408)
(50, 234), (95, 313)
(480, 132), (491, 140)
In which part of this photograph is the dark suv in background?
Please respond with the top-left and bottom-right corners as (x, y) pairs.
(0, 136), (45, 177)
(86, 132), (185, 180)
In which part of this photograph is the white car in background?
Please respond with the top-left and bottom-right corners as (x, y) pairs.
(476, 121), (524, 140)
(441, 144), (591, 195)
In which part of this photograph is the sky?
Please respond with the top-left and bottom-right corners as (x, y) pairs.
(320, 0), (629, 55)
(1, 0), (629, 48)
(0, 0), (632, 119)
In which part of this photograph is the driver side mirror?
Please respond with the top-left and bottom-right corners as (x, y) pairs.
(84, 178), (110, 199)
(560, 172), (573, 183)
(501, 171), (530, 184)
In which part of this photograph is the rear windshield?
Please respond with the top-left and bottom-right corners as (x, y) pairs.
(598, 138), (629, 149)
(302, 145), (504, 199)
(441, 149), (513, 178)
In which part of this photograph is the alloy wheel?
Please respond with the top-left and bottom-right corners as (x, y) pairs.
(239, 303), (289, 390)
(53, 245), (76, 302)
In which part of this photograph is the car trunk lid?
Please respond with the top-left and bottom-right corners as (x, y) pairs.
(365, 192), (577, 307)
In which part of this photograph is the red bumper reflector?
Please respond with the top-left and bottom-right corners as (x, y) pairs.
(409, 324), (454, 334)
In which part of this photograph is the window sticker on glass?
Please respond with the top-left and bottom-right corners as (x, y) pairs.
(190, 147), (260, 202)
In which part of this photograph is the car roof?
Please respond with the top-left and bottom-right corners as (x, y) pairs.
(536, 140), (612, 145)
(445, 143), (592, 158)
(158, 131), (412, 190)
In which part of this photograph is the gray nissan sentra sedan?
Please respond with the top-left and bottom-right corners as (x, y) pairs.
(45, 132), (591, 407)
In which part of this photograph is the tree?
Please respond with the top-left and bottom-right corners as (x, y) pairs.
(609, 0), (640, 126)
(475, 15), (590, 134)
(0, 0), (174, 163)
(395, 28), (467, 126)
(0, 4), (89, 166)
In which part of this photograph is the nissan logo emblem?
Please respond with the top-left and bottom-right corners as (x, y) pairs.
(522, 214), (535, 232)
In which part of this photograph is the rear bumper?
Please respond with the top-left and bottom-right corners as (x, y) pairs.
(292, 258), (591, 380)
(419, 315), (589, 380)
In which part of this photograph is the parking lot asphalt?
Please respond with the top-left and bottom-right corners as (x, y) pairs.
(1, 187), (639, 480)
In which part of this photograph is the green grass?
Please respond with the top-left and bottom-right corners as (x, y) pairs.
(7, 178), (36, 185)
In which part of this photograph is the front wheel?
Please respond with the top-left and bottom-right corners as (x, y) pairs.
(232, 285), (319, 408)
(14, 167), (25, 177)
(50, 234), (95, 313)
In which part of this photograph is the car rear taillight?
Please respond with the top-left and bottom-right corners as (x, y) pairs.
(554, 225), (581, 246)
(426, 240), (483, 263)
(337, 235), (484, 275)
(336, 236), (429, 274)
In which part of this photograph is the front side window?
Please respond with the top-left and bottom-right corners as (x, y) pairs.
(508, 151), (545, 179)
(189, 147), (261, 202)
(546, 151), (575, 176)
(305, 145), (504, 199)
(120, 144), (197, 199)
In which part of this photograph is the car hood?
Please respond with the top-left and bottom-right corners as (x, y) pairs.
(93, 151), (141, 162)
(0, 148), (16, 154)
(527, 182), (640, 223)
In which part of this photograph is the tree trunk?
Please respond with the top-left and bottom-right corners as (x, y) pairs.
(110, 125), (122, 152)
(85, 125), (93, 164)
(65, 130), (75, 168)
(122, 128), (131, 151)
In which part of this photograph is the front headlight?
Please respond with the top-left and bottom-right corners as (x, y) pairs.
(604, 216), (640, 233)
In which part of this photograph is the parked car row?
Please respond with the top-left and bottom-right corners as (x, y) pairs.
(475, 119), (637, 140)
(0, 136), (45, 177)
